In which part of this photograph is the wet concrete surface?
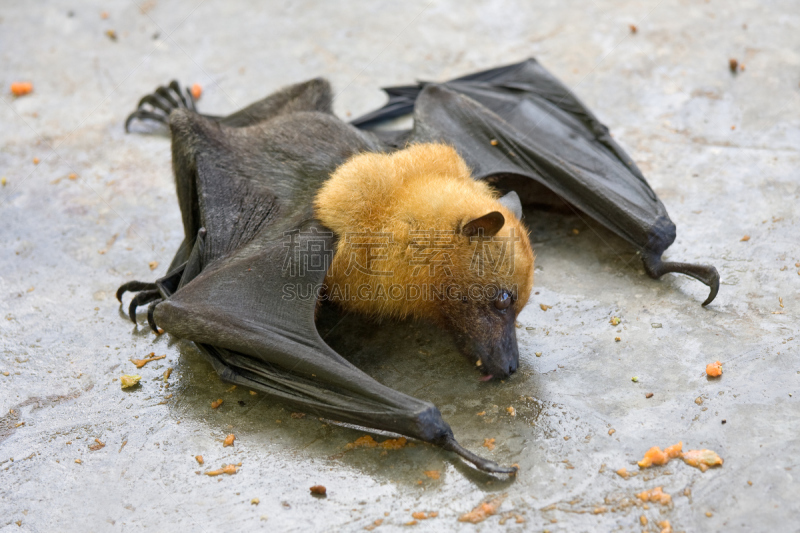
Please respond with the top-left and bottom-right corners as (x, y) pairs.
(1, 0), (799, 531)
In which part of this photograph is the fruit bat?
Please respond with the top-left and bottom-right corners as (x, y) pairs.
(117, 58), (719, 475)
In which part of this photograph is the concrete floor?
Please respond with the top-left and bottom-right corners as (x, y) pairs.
(1, 1), (799, 531)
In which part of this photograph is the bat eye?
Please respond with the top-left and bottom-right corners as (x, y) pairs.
(495, 290), (512, 310)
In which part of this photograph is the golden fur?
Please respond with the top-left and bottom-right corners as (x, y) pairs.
(314, 143), (534, 323)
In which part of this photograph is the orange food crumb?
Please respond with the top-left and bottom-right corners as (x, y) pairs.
(706, 361), (723, 377)
(741, 235), (750, 242)
(211, 398), (223, 409)
(636, 486), (672, 505)
(640, 515), (648, 525)
(659, 520), (673, 533)
(411, 512), (431, 520)
(223, 433), (235, 447)
(592, 506), (606, 514)
(423, 470), (440, 480)
(88, 438), (105, 451)
(11, 82), (33, 97)
(616, 467), (630, 478)
(540, 304), (552, 311)
(131, 353), (166, 368)
(100, 11), (109, 19)
(149, 261), (159, 270)
(638, 442), (682, 468)
(345, 435), (407, 450)
(33, 158), (40, 165)
(404, 520), (417, 526)
(205, 464), (237, 476)
(310, 485), (327, 495)
(364, 518), (384, 530)
(682, 449), (723, 472)
(191, 83), (203, 100)
(458, 497), (503, 524)
(482, 438), (496, 451)
(195, 455), (204, 465)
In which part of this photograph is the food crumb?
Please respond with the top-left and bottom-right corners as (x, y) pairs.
(310, 485), (327, 496)
(705, 511), (713, 517)
(535, 352), (542, 357)
(68, 173), (78, 180)
(345, 435), (408, 450)
(629, 24), (637, 34)
(191, 84), (203, 100)
(640, 515), (648, 525)
(411, 511), (433, 520)
(364, 518), (384, 531)
(101, 11), (109, 19)
(592, 506), (606, 514)
(482, 438), (496, 451)
(105, 29), (117, 41)
(615, 337), (621, 342)
(223, 434), (235, 447)
(75, 459), (82, 464)
(131, 353), (166, 368)
(506, 406), (516, 416)
(149, 261), (159, 270)
(163, 368), (172, 382)
(404, 520), (417, 526)
(645, 392), (654, 399)
(11, 82), (33, 97)
(631, 376), (638, 382)
(610, 316), (621, 326)
(706, 361), (723, 377)
(205, 464), (237, 476)
(658, 520), (672, 533)
(616, 467), (630, 478)
(211, 398), (223, 409)
(33, 157), (40, 165)
(608, 428), (616, 436)
(490, 139), (499, 146)
(747, 480), (752, 486)
(636, 486), (672, 505)
(540, 304), (552, 311)
(458, 497), (503, 523)
(1, 177), (6, 186)
(120, 374), (141, 388)
(638, 442), (683, 468)
(682, 449), (723, 472)
(423, 470), (440, 480)
(695, 397), (703, 405)
(195, 455), (204, 465)
(476, 411), (486, 416)
(291, 412), (306, 419)
(729, 58), (738, 72)
(251, 498), (260, 505)
(88, 438), (105, 451)
(740, 235), (750, 242)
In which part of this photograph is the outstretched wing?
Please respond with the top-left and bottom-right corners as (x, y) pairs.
(353, 59), (719, 305)
(144, 80), (513, 474)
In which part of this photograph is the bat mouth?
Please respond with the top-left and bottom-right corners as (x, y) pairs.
(479, 373), (495, 382)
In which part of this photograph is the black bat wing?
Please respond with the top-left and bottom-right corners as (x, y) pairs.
(119, 79), (514, 474)
(353, 58), (720, 305)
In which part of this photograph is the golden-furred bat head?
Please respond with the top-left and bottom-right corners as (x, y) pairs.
(315, 143), (535, 380)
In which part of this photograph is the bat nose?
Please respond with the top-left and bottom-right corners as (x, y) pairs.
(508, 360), (518, 375)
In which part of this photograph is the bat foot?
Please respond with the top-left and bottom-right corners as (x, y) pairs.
(117, 280), (162, 324)
(642, 254), (720, 306)
(125, 80), (196, 133)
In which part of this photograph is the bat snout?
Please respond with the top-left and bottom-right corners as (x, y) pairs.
(446, 305), (520, 381)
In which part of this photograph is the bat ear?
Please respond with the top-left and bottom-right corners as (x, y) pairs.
(462, 211), (505, 237)
(498, 190), (523, 220)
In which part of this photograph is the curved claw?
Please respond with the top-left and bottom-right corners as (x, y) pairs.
(127, 289), (161, 323)
(438, 435), (518, 475)
(147, 300), (162, 332)
(642, 254), (720, 306)
(137, 93), (174, 115)
(116, 280), (157, 302)
(125, 109), (169, 132)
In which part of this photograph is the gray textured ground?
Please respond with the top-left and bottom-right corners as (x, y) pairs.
(1, 1), (799, 531)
